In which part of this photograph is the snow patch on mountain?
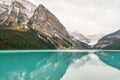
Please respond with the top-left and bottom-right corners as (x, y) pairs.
(0, 0), (36, 17)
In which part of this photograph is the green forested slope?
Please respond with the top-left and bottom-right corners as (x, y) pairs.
(0, 28), (56, 49)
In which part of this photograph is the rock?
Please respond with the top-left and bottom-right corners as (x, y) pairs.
(0, 1), (28, 28)
(29, 4), (71, 40)
(95, 30), (120, 49)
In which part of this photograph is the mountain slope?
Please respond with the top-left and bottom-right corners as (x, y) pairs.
(0, 1), (75, 49)
(95, 30), (120, 49)
(29, 4), (71, 40)
(0, 28), (56, 49)
(69, 34), (91, 49)
(28, 4), (73, 49)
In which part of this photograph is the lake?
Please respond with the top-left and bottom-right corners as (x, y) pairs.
(0, 50), (120, 80)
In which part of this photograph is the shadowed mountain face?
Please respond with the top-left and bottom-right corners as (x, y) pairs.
(95, 30), (120, 49)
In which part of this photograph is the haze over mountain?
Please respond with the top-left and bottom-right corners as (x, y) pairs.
(86, 34), (105, 46)
(69, 31), (105, 46)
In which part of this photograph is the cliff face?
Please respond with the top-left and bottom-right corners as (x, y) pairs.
(29, 4), (71, 40)
(0, 1), (29, 28)
(28, 4), (74, 49)
(0, 0), (36, 17)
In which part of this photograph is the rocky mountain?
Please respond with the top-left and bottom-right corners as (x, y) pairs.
(29, 4), (71, 40)
(69, 31), (105, 48)
(0, 0), (81, 49)
(95, 30), (120, 49)
(0, 1), (29, 28)
(69, 32), (105, 46)
(69, 31), (90, 44)
(0, 0), (36, 28)
(0, 0), (36, 17)
(69, 33), (91, 49)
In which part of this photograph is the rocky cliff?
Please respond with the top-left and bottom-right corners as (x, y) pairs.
(0, 1), (28, 28)
(29, 4), (71, 40)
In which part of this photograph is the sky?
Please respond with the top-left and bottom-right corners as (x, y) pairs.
(28, 0), (120, 35)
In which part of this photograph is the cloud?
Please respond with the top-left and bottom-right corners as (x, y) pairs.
(28, 0), (120, 35)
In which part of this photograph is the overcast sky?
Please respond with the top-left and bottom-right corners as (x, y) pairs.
(28, 0), (120, 35)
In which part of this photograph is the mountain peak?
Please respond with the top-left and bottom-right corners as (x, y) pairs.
(38, 4), (46, 9)
(29, 4), (71, 40)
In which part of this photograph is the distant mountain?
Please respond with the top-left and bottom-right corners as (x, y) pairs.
(69, 31), (90, 44)
(0, 1), (84, 49)
(86, 34), (105, 46)
(69, 33), (91, 49)
(95, 30), (120, 49)
(69, 31), (105, 48)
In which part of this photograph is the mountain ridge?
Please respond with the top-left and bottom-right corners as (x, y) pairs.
(0, 0), (81, 49)
(1, 0), (119, 49)
(95, 30), (120, 49)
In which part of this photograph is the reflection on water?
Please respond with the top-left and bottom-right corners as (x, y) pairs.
(96, 51), (120, 70)
(0, 50), (120, 80)
(62, 53), (120, 80)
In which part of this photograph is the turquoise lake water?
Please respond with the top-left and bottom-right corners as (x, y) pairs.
(0, 50), (120, 80)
